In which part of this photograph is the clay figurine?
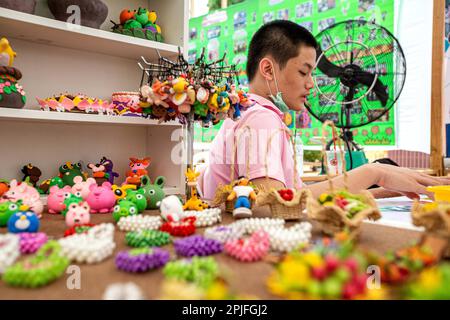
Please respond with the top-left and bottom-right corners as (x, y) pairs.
(65, 201), (91, 228)
(59, 162), (85, 187)
(159, 195), (183, 222)
(124, 189), (147, 213)
(112, 184), (136, 200)
(47, 185), (72, 214)
(0, 38), (26, 109)
(0, 200), (20, 227)
(112, 200), (138, 222)
(227, 177), (257, 219)
(86, 181), (116, 213)
(7, 205), (40, 233)
(21, 163), (42, 187)
(140, 175), (165, 210)
(71, 176), (96, 199)
(87, 156), (119, 185)
(61, 194), (83, 217)
(126, 157), (151, 187)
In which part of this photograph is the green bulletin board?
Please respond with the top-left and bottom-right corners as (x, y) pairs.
(189, 0), (396, 146)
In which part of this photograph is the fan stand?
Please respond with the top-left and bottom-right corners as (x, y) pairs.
(325, 83), (362, 170)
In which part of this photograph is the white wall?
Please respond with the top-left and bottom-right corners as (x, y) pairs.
(394, 0), (433, 153)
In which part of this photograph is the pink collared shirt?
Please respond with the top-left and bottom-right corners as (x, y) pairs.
(198, 93), (302, 200)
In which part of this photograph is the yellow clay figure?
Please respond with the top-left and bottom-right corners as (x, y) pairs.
(171, 77), (189, 105)
(148, 11), (157, 24)
(0, 38), (17, 67)
(183, 194), (208, 211)
(185, 167), (200, 186)
(208, 92), (219, 113)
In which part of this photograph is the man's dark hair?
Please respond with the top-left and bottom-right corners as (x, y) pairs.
(246, 20), (318, 82)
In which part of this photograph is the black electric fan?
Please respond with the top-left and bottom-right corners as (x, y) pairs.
(305, 19), (407, 169)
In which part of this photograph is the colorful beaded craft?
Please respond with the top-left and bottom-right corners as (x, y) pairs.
(125, 229), (171, 248)
(174, 235), (223, 257)
(3, 241), (69, 288)
(115, 247), (170, 273)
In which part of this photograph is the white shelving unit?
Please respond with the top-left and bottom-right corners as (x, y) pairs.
(0, 108), (180, 127)
(0, 7), (180, 61)
(0, 0), (189, 196)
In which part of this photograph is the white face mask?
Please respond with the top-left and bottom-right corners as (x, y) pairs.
(265, 61), (290, 114)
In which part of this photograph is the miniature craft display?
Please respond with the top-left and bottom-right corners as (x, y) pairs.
(306, 121), (381, 236)
(256, 128), (309, 220)
(48, 0), (108, 29)
(87, 156), (119, 185)
(37, 93), (114, 114)
(111, 7), (163, 42)
(0, 38), (26, 109)
(137, 49), (252, 126)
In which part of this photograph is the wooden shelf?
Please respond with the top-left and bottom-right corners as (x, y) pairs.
(0, 7), (181, 61)
(0, 108), (181, 127)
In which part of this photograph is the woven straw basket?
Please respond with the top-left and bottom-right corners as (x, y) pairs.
(254, 128), (307, 220)
(212, 126), (257, 213)
(306, 121), (381, 236)
(411, 201), (450, 257)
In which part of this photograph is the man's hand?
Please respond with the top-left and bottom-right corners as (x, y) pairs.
(372, 163), (450, 199)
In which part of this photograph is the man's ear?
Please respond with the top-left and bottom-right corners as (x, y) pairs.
(259, 57), (274, 81)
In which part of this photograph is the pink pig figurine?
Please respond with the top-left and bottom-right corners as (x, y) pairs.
(86, 181), (116, 214)
(71, 176), (96, 200)
(65, 201), (91, 228)
(47, 185), (71, 214)
(0, 179), (44, 218)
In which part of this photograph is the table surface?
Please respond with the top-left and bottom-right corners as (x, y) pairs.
(0, 206), (423, 300)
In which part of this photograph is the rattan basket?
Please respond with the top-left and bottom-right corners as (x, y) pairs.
(411, 201), (450, 257)
(212, 126), (257, 213)
(306, 121), (381, 236)
(255, 128), (306, 220)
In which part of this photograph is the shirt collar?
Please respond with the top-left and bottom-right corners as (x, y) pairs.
(248, 93), (284, 120)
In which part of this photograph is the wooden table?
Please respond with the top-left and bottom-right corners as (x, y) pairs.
(0, 207), (422, 300)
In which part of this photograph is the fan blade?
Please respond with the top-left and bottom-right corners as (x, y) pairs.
(316, 47), (345, 78)
(353, 70), (389, 106)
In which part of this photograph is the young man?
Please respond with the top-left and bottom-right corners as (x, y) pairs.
(198, 20), (450, 201)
